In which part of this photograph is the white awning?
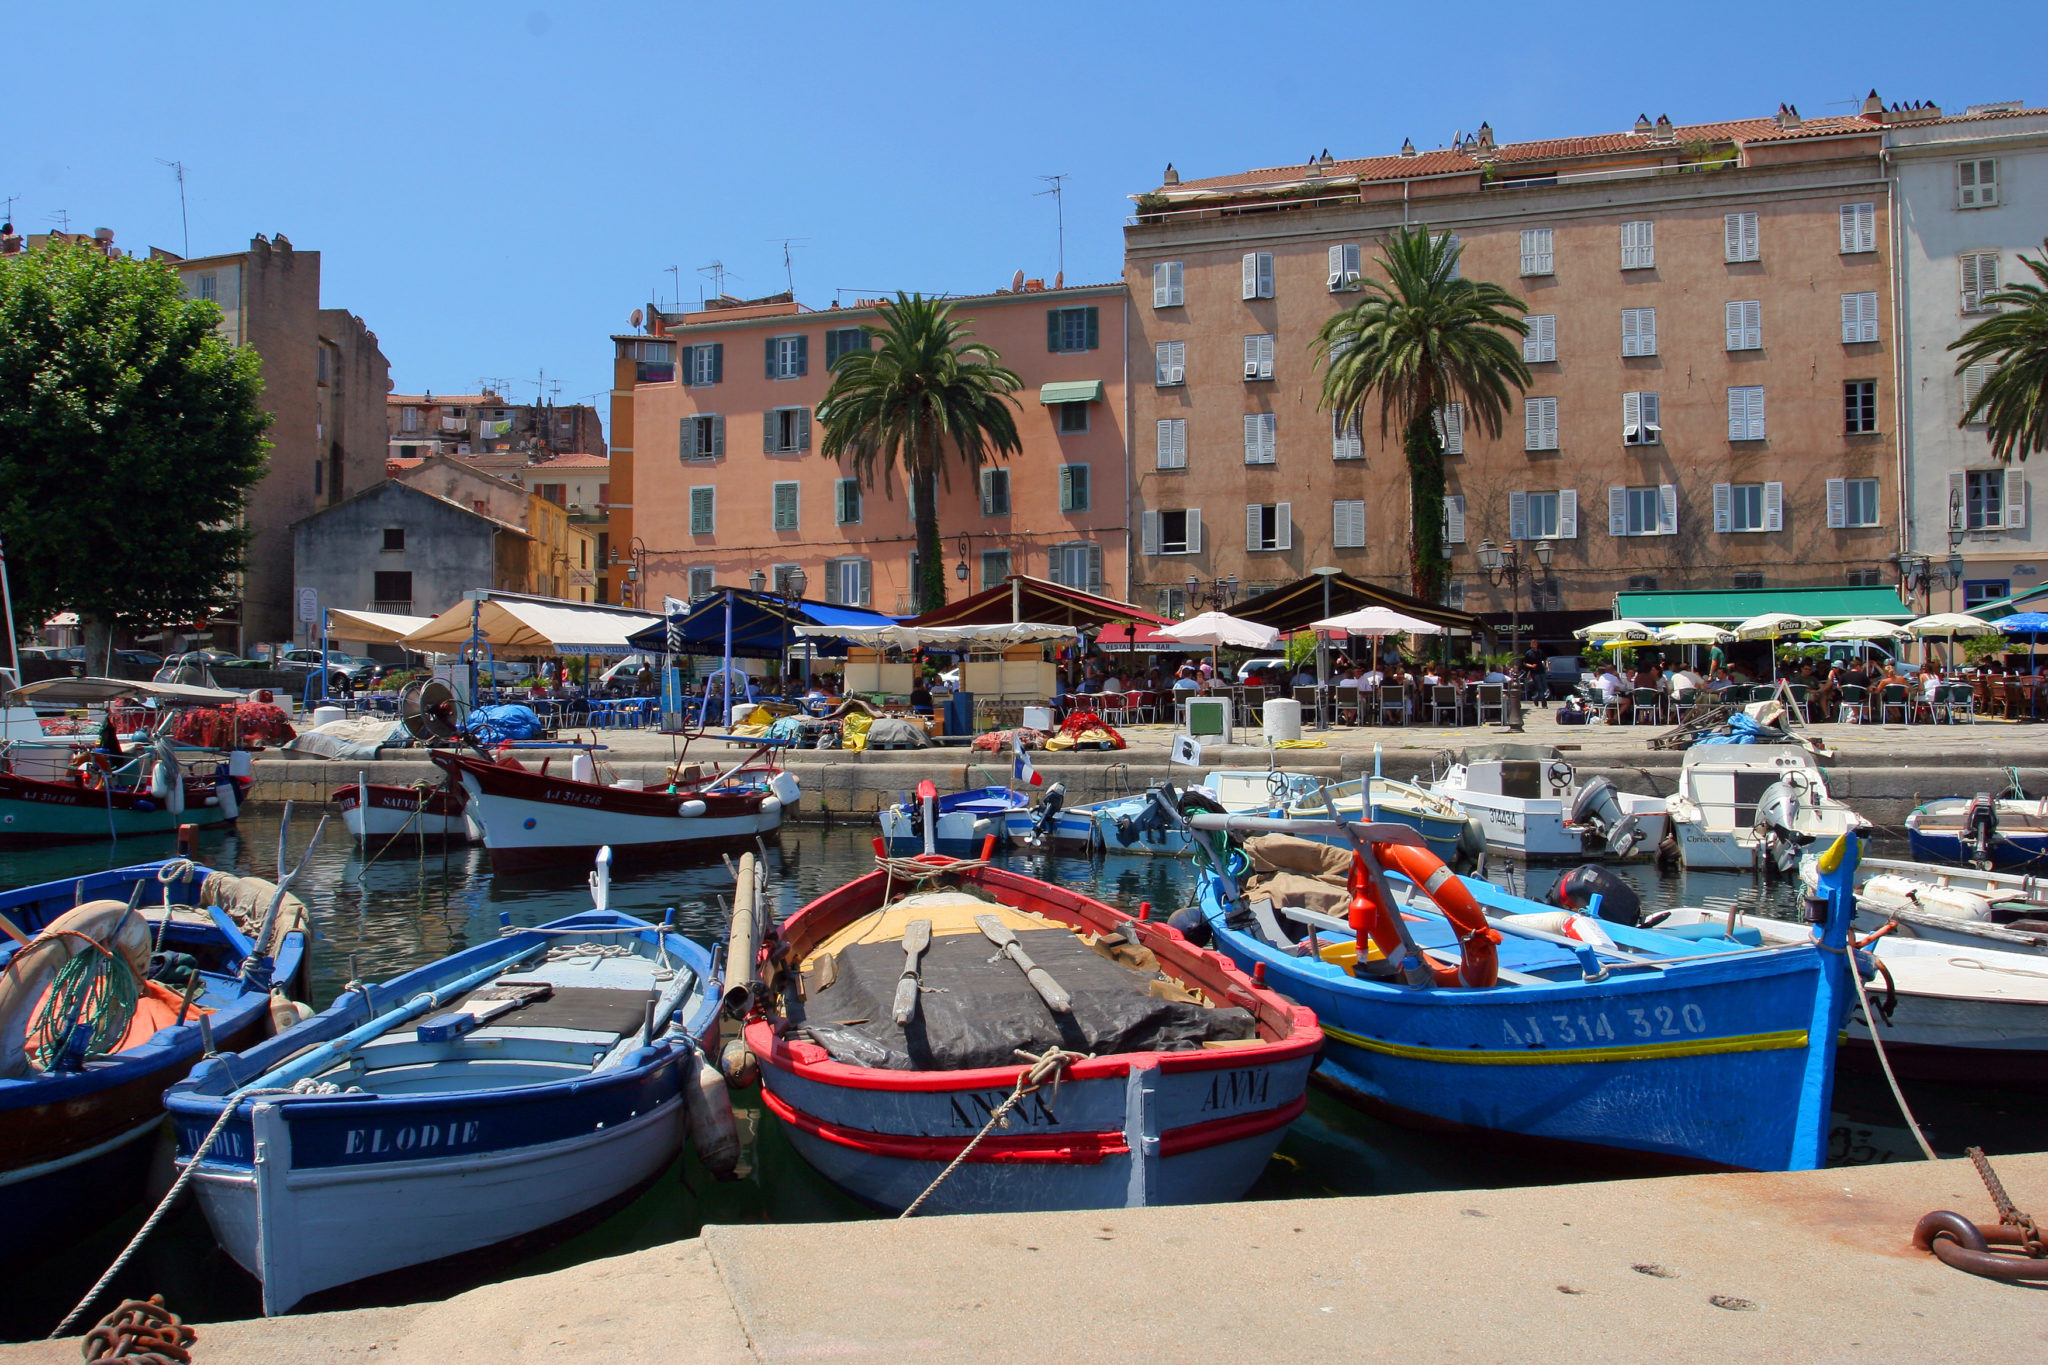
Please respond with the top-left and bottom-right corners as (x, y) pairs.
(325, 607), (435, 646)
(400, 597), (659, 658)
(791, 621), (1075, 650)
(7, 676), (245, 706)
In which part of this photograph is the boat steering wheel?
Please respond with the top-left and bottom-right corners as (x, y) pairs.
(1546, 761), (1576, 790)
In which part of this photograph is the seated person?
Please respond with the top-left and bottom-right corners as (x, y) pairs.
(909, 680), (935, 717)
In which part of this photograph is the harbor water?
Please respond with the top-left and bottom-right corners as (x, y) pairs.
(4, 806), (2041, 1340)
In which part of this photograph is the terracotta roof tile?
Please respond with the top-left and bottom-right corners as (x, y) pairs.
(527, 452), (610, 468)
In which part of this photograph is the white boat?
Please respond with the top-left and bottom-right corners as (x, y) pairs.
(1798, 854), (2048, 956)
(333, 773), (475, 843)
(1655, 904), (2048, 1091)
(1665, 744), (1867, 873)
(1428, 744), (1668, 861)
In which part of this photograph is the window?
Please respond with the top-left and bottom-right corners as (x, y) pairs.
(1621, 220), (1655, 269)
(1732, 572), (1765, 591)
(1241, 251), (1274, 300)
(1627, 574), (1660, 592)
(765, 406), (811, 454)
(1531, 580), (1562, 610)
(772, 481), (799, 532)
(1962, 252), (2001, 312)
(1441, 495), (1466, 547)
(1156, 419), (1187, 470)
(835, 477), (861, 525)
(625, 340), (675, 384)
(1154, 340), (1185, 385)
(1839, 203), (1877, 253)
(1242, 334), (1275, 381)
(1438, 233), (1461, 279)
(980, 549), (1011, 589)
(534, 483), (567, 506)
(399, 406), (419, 432)
(1846, 569), (1883, 587)
(1623, 391), (1662, 445)
(1153, 261), (1185, 308)
(1965, 580), (2010, 608)
(1048, 542), (1103, 591)
(313, 459), (323, 496)
(1059, 402), (1089, 434)
(1724, 211), (1760, 262)
(824, 328), (869, 368)
(1333, 500), (1367, 548)
(1523, 315), (1557, 363)
(192, 272), (217, 301)
(1713, 481), (1782, 533)
(980, 468), (1010, 516)
(1510, 490), (1578, 540)
(1242, 413), (1277, 465)
(1958, 159), (1999, 209)
(1961, 468), (2027, 531)
(688, 567), (717, 599)
(680, 413), (725, 460)
(1142, 508), (1204, 555)
(1828, 477), (1881, 528)
(372, 570), (412, 606)
(1845, 380), (1878, 434)
(689, 486), (715, 535)
(382, 528), (405, 552)
(1622, 307), (1657, 356)
(1520, 228), (1554, 276)
(824, 557), (870, 606)
(766, 334), (807, 379)
(1841, 292), (1880, 343)
(1327, 243), (1362, 292)
(687, 343), (723, 386)
(1728, 386), (1766, 441)
(1725, 300), (1762, 350)
(1048, 306), (1099, 352)
(1331, 411), (1363, 461)
(1961, 361), (1997, 420)
(1246, 503), (1292, 552)
(1156, 586), (1188, 617)
(1058, 463), (1089, 513)
(1609, 485), (1677, 537)
(1434, 403), (1464, 455)
(1524, 396), (1558, 451)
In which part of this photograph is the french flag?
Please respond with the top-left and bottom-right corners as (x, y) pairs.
(1013, 738), (1043, 787)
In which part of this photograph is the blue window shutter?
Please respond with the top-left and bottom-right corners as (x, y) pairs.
(765, 336), (777, 377)
(711, 343), (723, 383)
(795, 334), (808, 376)
(1047, 310), (1060, 351)
(1085, 307), (1099, 351)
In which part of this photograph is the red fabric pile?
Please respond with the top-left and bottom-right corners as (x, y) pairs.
(971, 727), (1050, 753)
(171, 703), (295, 748)
(1060, 710), (1126, 750)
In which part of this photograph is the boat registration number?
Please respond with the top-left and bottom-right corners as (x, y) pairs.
(1500, 1004), (1707, 1048)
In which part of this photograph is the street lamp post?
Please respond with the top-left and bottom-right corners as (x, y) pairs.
(1310, 566), (1341, 730)
(1476, 537), (1553, 732)
(609, 535), (649, 608)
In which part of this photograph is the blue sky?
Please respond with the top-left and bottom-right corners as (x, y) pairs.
(9, 1), (2040, 421)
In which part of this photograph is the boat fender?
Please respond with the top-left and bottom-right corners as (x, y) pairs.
(684, 1047), (742, 1180)
(676, 798), (708, 818)
(1500, 910), (1618, 951)
(571, 752), (596, 784)
(268, 988), (314, 1035)
(768, 771), (802, 806)
(215, 778), (239, 821)
(1456, 817), (1487, 872)
(1166, 902), (1211, 948)
(718, 1036), (758, 1089)
(1547, 865), (1642, 926)
(758, 796), (782, 818)
(148, 758), (172, 802)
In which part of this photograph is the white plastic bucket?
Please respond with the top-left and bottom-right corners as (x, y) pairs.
(1263, 697), (1303, 743)
(311, 706), (345, 728)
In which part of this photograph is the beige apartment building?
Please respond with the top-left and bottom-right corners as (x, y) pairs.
(1125, 104), (1905, 623)
(387, 392), (606, 462)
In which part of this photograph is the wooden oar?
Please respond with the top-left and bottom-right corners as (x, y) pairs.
(892, 919), (932, 1025)
(976, 914), (1072, 1014)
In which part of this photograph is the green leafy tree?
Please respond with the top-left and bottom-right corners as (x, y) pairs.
(1314, 227), (1530, 602)
(0, 242), (269, 651)
(816, 293), (1022, 613)
(1952, 238), (2048, 462)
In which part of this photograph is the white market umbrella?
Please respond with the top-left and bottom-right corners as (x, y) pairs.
(1818, 619), (1913, 641)
(1574, 619), (1654, 643)
(1734, 612), (1822, 682)
(1156, 610), (1281, 685)
(1311, 606), (1445, 637)
(1656, 622), (1735, 645)
(1907, 611), (1999, 669)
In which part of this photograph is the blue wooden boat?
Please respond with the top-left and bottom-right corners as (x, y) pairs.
(0, 858), (309, 1258)
(1906, 792), (2048, 869)
(1182, 807), (1860, 1172)
(163, 848), (727, 1315)
(878, 783), (1027, 855)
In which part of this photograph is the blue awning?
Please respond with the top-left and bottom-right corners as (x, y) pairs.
(624, 589), (898, 658)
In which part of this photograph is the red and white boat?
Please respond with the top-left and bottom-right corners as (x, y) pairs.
(742, 844), (1320, 1214)
(431, 747), (797, 872)
(333, 774), (475, 843)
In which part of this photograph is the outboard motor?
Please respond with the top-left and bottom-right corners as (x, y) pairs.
(1752, 774), (1811, 878)
(1114, 782), (1178, 847)
(1024, 782), (1067, 849)
(1962, 792), (2000, 870)
(1567, 777), (1646, 859)
(1547, 864), (1643, 927)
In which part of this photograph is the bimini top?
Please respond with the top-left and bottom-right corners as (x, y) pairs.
(401, 596), (659, 658)
(7, 676), (246, 707)
(325, 607), (436, 646)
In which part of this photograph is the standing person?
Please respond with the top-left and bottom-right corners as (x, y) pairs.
(1520, 645), (1549, 706)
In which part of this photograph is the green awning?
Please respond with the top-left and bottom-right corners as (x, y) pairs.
(1613, 586), (1909, 625)
(1038, 380), (1104, 405)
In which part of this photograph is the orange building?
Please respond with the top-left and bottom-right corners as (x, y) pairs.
(1125, 106), (1900, 621)
(610, 282), (1128, 614)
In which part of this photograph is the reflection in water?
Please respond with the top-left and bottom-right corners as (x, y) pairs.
(1, 809), (2039, 1338)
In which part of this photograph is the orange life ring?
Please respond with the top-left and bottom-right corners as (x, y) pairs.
(1348, 845), (1500, 988)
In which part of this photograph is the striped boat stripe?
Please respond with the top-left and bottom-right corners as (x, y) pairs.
(1321, 1025), (1809, 1066)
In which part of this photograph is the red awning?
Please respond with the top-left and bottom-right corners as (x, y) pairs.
(1095, 621), (1182, 650)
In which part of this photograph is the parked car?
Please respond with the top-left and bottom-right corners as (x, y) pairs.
(1235, 658), (1291, 684)
(278, 649), (378, 684)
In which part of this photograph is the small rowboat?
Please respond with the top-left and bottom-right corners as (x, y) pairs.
(744, 835), (1320, 1214)
(0, 857), (309, 1258)
(878, 784), (1027, 855)
(165, 849), (730, 1316)
(333, 773), (474, 844)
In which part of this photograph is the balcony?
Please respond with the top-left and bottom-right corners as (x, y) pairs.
(371, 600), (413, 616)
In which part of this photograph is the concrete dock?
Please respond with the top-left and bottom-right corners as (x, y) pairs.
(9, 1153), (2045, 1362)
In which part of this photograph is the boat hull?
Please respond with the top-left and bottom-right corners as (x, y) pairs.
(1906, 829), (2048, 868)
(0, 770), (248, 846)
(334, 783), (472, 843)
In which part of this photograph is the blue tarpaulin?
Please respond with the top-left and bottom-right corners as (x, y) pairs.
(1693, 712), (1774, 746)
(465, 704), (545, 744)
(624, 589), (898, 659)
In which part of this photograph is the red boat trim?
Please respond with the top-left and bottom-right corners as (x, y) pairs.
(758, 1084), (1129, 1164)
(747, 1028), (1132, 1090)
(433, 750), (771, 820)
(1155, 1092), (1307, 1157)
(1153, 1024), (1323, 1071)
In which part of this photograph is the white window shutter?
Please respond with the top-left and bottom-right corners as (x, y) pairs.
(1745, 300), (1761, 348)
(1620, 309), (1637, 356)
(1727, 389), (1745, 441)
(1608, 486), (1627, 537)
(1764, 481), (1784, 532)
(1258, 334), (1274, 378)
(1334, 499), (1365, 548)
(1659, 484), (1679, 536)
(1258, 253), (1274, 297)
(2007, 469), (2029, 530)
(1725, 214), (1742, 261)
(1742, 213), (1759, 261)
(1141, 509), (1160, 556)
(1261, 413), (1277, 462)
(1749, 387), (1766, 440)
(1243, 414), (1258, 463)
(1862, 292), (1879, 341)
(1622, 390), (1641, 440)
(1436, 403), (1465, 455)
(1153, 263), (1169, 308)
(1641, 392), (1660, 437)
(1187, 508), (1202, 553)
(1275, 502), (1292, 551)
(1713, 483), (1733, 533)
(1443, 495), (1466, 545)
(1508, 490), (1528, 541)
(1725, 301), (1743, 350)
(1327, 244), (1345, 290)
(1839, 205), (1858, 253)
(1241, 253), (1257, 300)
(1247, 503), (1263, 550)
(1525, 400), (1542, 450)
(1950, 470), (1968, 531)
(1826, 478), (1847, 528)
(1641, 308), (1656, 354)
(1840, 294), (1858, 343)
(1541, 398), (1558, 450)
(1559, 489), (1579, 539)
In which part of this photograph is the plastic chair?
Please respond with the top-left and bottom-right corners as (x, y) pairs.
(1631, 687), (1662, 725)
(1378, 684), (1408, 726)
(1430, 685), (1459, 726)
(1878, 683), (1911, 724)
(1239, 685), (1265, 725)
(1336, 687), (1362, 725)
(1671, 687), (1701, 724)
(1836, 684), (1868, 725)
(1944, 682), (1977, 724)
(1476, 683), (1505, 724)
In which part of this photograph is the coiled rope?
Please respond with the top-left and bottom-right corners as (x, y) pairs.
(27, 932), (138, 1070)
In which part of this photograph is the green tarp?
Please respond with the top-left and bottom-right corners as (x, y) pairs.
(1613, 586), (1910, 625)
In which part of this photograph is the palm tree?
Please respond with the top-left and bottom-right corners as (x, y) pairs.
(1952, 238), (2048, 463)
(1314, 226), (1531, 602)
(817, 293), (1024, 612)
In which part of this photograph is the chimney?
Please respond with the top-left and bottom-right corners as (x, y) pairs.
(1633, 113), (1652, 137)
(1162, 163), (1179, 185)
(1862, 89), (1884, 117)
(1474, 122), (1496, 160)
(1774, 103), (1802, 129)
(1652, 114), (1674, 146)
(1399, 138), (1417, 157)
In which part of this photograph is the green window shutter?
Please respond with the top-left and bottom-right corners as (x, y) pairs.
(825, 330), (839, 367)
(710, 343), (723, 383)
(795, 334), (808, 376)
(858, 559), (872, 607)
(763, 411), (776, 453)
(679, 416), (696, 458)
(765, 336), (777, 377)
(711, 414), (725, 456)
(1084, 307), (1099, 351)
(1047, 310), (1061, 352)
(799, 407), (812, 451)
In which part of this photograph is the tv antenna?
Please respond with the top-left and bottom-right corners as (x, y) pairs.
(46, 208), (71, 234)
(665, 265), (680, 313)
(769, 238), (809, 295)
(696, 260), (730, 307)
(156, 158), (190, 257)
(1, 194), (20, 227)
(1035, 174), (1070, 280)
